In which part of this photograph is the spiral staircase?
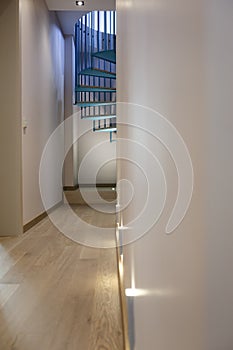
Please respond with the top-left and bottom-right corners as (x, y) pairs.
(75, 11), (116, 142)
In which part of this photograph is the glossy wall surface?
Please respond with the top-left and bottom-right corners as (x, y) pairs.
(117, 0), (233, 349)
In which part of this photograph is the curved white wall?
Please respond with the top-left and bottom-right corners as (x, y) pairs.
(117, 0), (233, 349)
(77, 115), (117, 185)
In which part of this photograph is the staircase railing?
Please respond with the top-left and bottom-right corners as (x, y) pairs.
(75, 11), (117, 142)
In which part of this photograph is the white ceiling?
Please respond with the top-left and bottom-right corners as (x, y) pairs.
(45, 0), (115, 11)
(45, 0), (116, 35)
(56, 11), (87, 35)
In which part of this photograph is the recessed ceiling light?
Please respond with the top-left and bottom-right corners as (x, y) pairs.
(76, 1), (84, 6)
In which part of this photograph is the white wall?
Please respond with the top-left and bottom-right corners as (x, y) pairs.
(63, 35), (78, 188)
(0, 0), (22, 236)
(62, 38), (117, 188)
(21, 0), (65, 225)
(77, 117), (116, 185)
(204, 1), (233, 348)
(117, 0), (233, 349)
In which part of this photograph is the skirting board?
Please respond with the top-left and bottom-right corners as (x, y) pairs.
(23, 201), (62, 233)
(63, 183), (116, 191)
(116, 241), (130, 350)
(63, 184), (79, 191)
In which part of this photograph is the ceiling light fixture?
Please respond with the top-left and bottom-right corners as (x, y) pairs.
(76, 1), (84, 6)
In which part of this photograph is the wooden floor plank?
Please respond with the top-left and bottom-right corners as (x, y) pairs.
(88, 248), (123, 350)
(0, 205), (123, 350)
(0, 284), (19, 308)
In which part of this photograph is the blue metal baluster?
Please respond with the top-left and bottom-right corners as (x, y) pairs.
(109, 11), (112, 116)
(104, 11), (107, 52)
(88, 13), (90, 69)
(108, 12), (112, 120)
(110, 11), (113, 74)
(111, 11), (113, 50)
(91, 12), (94, 117)
(85, 14), (87, 70)
(91, 11), (94, 65)
(97, 11), (100, 54)
(80, 17), (84, 117)
(81, 16), (83, 70)
(83, 15), (88, 116)
(74, 23), (78, 103)
(90, 12), (93, 118)
(80, 22), (82, 104)
(114, 11), (116, 128)
(113, 11), (116, 51)
(108, 11), (111, 52)
(104, 12), (107, 124)
(88, 13), (91, 117)
(75, 23), (78, 105)
(97, 11), (100, 119)
(81, 20), (85, 117)
(78, 21), (81, 111)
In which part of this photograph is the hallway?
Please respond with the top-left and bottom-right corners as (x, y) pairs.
(1, 0), (233, 348)
(0, 206), (123, 350)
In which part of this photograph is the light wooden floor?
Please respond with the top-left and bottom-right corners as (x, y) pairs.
(0, 205), (123, 350)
